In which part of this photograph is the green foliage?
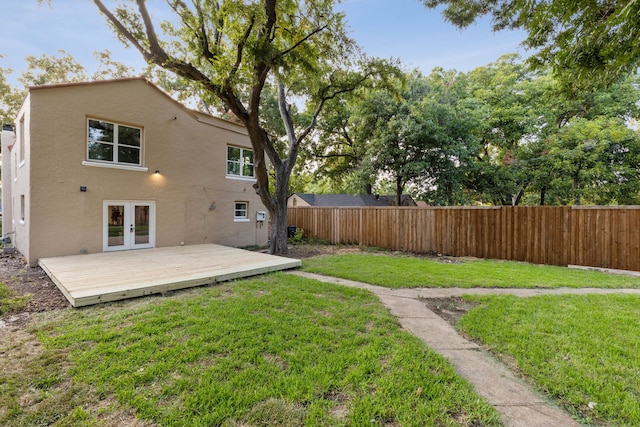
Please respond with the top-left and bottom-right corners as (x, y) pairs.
(18, 50), (87, 87)
(459, 294), (640, 425)
(302, 253), (640, 289)
(461, 55), (545, 205)
(306, 59), (404, 195)
(458, 55), (640, 206)
(422, 0), (640, 90)
(538, 116), (640, 205)
(301, 53), (640, 206)
(288, 227), (305, 243)
(3, 274), (501, 426)
(0, 282), (28, 315)
(310, 67), (480, 204)
(0, 58), (22, 125)
(0, 49), (136, 124)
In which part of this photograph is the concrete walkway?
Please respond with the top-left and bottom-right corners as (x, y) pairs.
(290, 271), (640, 427)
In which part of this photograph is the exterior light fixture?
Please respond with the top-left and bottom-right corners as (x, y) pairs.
(155, 170), (160, 174)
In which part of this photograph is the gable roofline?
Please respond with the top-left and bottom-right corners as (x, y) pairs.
(27, 76), (146, 91)
(26, 77), (248, 135)
(291, 193), (315, 205)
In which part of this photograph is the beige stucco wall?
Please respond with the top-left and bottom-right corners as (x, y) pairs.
(3, 98), (32, 262)
(16, 78), (268, 266)
(1, 130), (16, 243)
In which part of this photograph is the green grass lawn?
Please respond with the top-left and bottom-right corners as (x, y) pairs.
(457, 294), (640, 426)
(1, 273), (501, 426)
(302, 253), (640, 288)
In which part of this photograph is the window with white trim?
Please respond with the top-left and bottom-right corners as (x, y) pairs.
(87, 119), (142, 166)
(227, 146), (254, 178)
(234, 202), (249, 221)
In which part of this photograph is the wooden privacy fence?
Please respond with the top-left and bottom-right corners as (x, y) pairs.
(287, 206), (640, 272)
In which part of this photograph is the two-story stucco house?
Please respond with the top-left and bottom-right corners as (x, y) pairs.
(1, 77), (268, 266)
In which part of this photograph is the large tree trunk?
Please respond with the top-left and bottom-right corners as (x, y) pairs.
(573, 175), (581, 205)
(268, 165), (291, 255)
(395, 177), (403, 206)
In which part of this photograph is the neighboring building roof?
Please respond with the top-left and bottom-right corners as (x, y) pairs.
(292, 193), (417, 207)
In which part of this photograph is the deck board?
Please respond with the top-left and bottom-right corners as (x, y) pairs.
(39, 244), (301, 307)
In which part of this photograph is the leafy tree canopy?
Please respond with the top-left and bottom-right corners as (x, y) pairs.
(539, 117), (640, 205)
(422, 0), (640, 90)
(0, 49), (135, 124)
(307, 54), (640, 206)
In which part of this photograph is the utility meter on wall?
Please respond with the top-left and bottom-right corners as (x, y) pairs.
(256, 211), (266, 222)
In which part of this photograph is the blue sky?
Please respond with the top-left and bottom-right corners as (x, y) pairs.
(1, 0), (526, 84)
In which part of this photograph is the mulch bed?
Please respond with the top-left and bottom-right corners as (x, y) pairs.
(0, 254), (70, 328)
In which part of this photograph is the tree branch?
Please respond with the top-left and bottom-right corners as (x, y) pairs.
(313, 152), (360, 161)
(135, 0), (169, 64)
(229, 15), (255, 81)
(278, 80), (297, 163)
(94, 0), (245, 121)
(191, 0), (216, 63)
(262, 0), (277, 41)
(297, 73), (370, 147)
(93, 0), (152, 61)
(278, 25), (329, 58)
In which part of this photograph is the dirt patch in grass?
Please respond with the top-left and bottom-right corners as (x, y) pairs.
(0, 327), (42, 377)
(421, 297), (479, 326)
(286, 243), (366, 259)
(0, 254), (69, 323)
(287, 242), (477, 265)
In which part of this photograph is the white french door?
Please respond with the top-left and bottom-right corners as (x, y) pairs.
(103, 201), (155, 252)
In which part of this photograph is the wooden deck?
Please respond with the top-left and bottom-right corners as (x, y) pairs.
(39, 244), (302, 307)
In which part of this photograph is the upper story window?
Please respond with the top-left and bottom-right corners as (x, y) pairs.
(87, 119), (142, 166)
(227, 146), (254, 178)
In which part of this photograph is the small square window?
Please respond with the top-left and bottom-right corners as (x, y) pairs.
(234, 202), (248, 221)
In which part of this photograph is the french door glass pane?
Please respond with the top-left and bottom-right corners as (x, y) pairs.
(108, 205), (125, 247)
(135, 205), (150, 245)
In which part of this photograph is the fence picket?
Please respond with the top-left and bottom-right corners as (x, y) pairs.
(288, 206), (640, 272)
